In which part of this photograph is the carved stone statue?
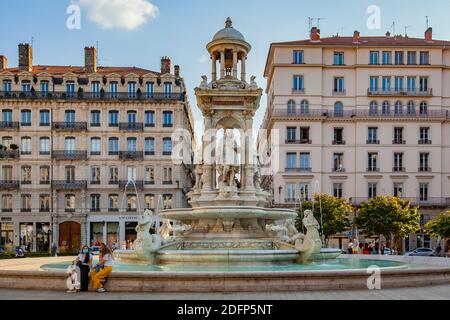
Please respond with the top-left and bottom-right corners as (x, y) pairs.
(284, 219), (304, 244)
(172, 223), (192, 235)
(249, 75), (258, 89)
(265, 224), (288, 240)
(295, 210), (322, 261)
(219, 164), (239, 188)
(160, 219), (173, 242)
(134, 209), (161, 255)
(200, 75), (208, 88)
(253, 157), (262, 190)
(194, 164), (204, 190)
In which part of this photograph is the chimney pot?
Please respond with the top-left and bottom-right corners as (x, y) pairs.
(425, 27), (433, 41)
(352, 30), (360, 43)
(310, 27), (321, 41)
(85, 46), (97, 73)
(18, 43), (33, 72)
(161, 56), (171, 75)
(0, 56), (7, 70)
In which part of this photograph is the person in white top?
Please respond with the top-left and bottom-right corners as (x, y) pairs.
(91, 243), (114, 293)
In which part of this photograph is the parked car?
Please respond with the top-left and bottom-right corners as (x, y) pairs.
(403, 247), (435, 257)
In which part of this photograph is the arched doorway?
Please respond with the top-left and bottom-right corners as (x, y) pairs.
(59, 222), (81, 253)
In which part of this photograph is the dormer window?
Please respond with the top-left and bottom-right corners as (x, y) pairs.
(3, 80), (12, 93)
(66, 81), (75, 97)
(146, 82), (154, 98)
(128, 81), (136, 99)
(22, 81), (31, 93)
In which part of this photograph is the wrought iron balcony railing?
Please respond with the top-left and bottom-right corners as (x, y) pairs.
(418, 167), (432, 173)
(51, 180), (87, 190)
(0, 180), (20, 190)
(119, 151), (144, 161)
(52, 122), (87, 132)
(332, 168), (346, 173)
(52, 151), (88, 161)
(393, 139), (406, 145)
(0, 121), (19, 130)
(350, 197), (450, 207)
(0, 91), (185, 102)
(366, 139), (380, 145)
(366, 167), (380, 172)
(119, 123), (144, 132)
(285, 139), (312, 145)
(393, 167), (406, 172)
(367, 88), (433, 97)
(418, 139), (432, 145)
(0, 150), (19, 159)
(332, 140), (346, 145)
(285, 167), (312, 173)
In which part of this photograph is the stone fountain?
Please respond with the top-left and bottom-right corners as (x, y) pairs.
(114, 18), (341, 265)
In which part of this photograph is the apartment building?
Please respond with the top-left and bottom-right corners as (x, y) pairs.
(0, 44), (195, 252)
(260, 27), (450, 251)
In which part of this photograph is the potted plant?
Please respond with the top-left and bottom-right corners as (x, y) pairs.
(9, 144), (18, 151)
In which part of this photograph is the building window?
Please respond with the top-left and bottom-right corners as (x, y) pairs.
(22, 81), (31, 92)
(368, 153), (378, 171)
(109, 167), (118, 183)
(333, 153), (344, 172)
(127, 194), (137, 212)
(298, 183), (310, 201)
(109, 194), (119, 211)
(2, 137), (12, 149)
(146, 82), (154, 98)
(419, 51), (429, 65)
(393, 153), (404, 172)
(382, 76), (391, 93)
(90, 138), (101, 156)
(39, 194), (50, 212)
(163, 138), (172, 155)
(92, 81), (100, 98)
(127, 111), (137, 125)
(91, 166), (101, 184)
(419, 183), (429, 202)
(145, 194), (155, 210)
(286, 153), (297, 169)
(419, 102), (428, 115)
(108, 138), (119, 155)
(91, 194), (101, 212)
(65, 137), (76, 151)
(369, 76), (379, 92)
(300, 127), (310, 144)
(3, 80), (12, 92)
(128, 82), (137, 98)
(419, 77), (428, 93)
(2, 109), (12, 123)
(145, 111), (155, 127)
(163, 111), (173, 127)
(407, 77), (416, 93)
(333, 183), (343, 198)
(127, 166), (137, 182)
(393, 183), (404, 197)
(293, 50), (304, 64)
(164, 82), (172, 98)
(407, 51), (417, 65)
(369, 101), (378, 115)
(109, 111), (119, 127)
(286, 127), (296, 142)
(395, 51), (404, 65)
(127, 138), (137, 152)
(334, 77), (344, 93)
(21, 110), (31, 126)
(368, 183), (377, 198)
(65, 110), (75, 124)
(91, 110), (101, 127)
(285, 183), (296, 202)
(65, 194), (76, 212)
(39, 137), (50, 155)
(40, 110), (50, 126)
(40, 166), (50, 184)
(21, 137), (32, 155)
(163, 167), (173, 183)
(369, 51), (379, 65)
(65, 166), (75, 182)
(333, 128), (344, 145)
(407, 101), (416, 114)
(334, 101), (344, 116)
(293, 76), (304, 92)
(393, 127), (404, 144)
(110, 81), (118, 99)
(367, 127), (378, 144)
(66, 81), (75, 97)
(419, 127), (430, 143)
(382, 51), (392, 64)
(145, 138), (155, 155)
(300, 100), (309, 114)
(287, 100), (296, 115)
(394, 101), (403, 115)
(333, 52), (345, 65)
(419, 153), (430, 172)
(145, 167), (155, 184)
(394, 77), (403, 93)
(381, 101), (390, 115)
(21, 166), (32, 184)
(1, 194), (12, 212)
(2, 165), (13, 181)
(299, 153), (310, 171)
(163, 194), (173, 209)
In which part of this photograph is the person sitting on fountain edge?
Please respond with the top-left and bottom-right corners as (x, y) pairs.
(91, 243), (113, 293)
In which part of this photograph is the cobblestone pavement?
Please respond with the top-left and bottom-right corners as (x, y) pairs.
(0, 285), (449, 300)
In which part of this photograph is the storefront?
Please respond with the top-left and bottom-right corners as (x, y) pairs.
(59, 221), (81, 254)
(87, 215), (139, 248)
(0, 219), (14, 248)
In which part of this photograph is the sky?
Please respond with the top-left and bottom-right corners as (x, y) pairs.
(1, 0), (450, 140)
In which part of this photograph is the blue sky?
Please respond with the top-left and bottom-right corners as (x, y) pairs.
(1, 0), (450, 138)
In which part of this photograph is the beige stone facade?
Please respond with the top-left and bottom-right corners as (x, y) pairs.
(260, 28), (450, 251)
(0, 44), (195, 252)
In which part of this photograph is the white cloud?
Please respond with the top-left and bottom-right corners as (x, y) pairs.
(78, 0), (159, 31)
(198, 54), (209, 64)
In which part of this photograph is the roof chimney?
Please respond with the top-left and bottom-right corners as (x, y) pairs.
(0, 56), (7, 71)
(161, 56), (171, 75)
(85, 46), (97, 73)
(310, 27), (321, 41)
(174, 65), (180, 78)
(425, 27), (433, 41)
(18, 43), (32, 72)
(352, 30), (360, 43)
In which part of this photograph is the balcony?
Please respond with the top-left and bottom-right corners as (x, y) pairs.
(119, 123), (144, 132)
(0, 91), (185, 102)
(418, 139), (432, 145)
(52, 122), (87, 132)
(367, 88), (433, 97)
(332, 168), (346, 173)
(285, 167), (312, 173)
(393, 167), (406, 172)
(119, 180), (144, 190)
(52, 151), (88, 161)
(0, 121), (19, 130)
(366, 167), (380, 173)
(119, 151), (144, 161)
(51, 180), (87, 190)
(0, 150), (19, 159)
(163, 151), (172, 156)
(285, 139), (312, 145)
(0, 180), (20, 190)
(393, 139), (406, 145)
(163, 181), (173, 185)
(332, 140), (346, 145)
(366, 140), (380, 145)
(332, 89), (346, 96)
(418, 167), (432, 173)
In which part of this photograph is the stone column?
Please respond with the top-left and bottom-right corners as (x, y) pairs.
(220, 50), (225, 79)
(232, 51), (238, 78)
(202, 113), (214, 190)
(241, 54), (247, 82)
(244, 114), (255, 191)
(212, 55), (217, 81)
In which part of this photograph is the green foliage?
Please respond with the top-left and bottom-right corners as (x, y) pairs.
(297, 194), (352, 239)
(425, 211), (450, 239)
(355, 196), (421, 239)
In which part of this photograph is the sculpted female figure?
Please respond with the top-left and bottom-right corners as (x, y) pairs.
(295, 210), (322, 262)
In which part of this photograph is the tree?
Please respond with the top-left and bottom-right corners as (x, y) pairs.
(355, 196), (421, 253)
(297, 194), (352, 244)
(425, 212), (450, 239)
